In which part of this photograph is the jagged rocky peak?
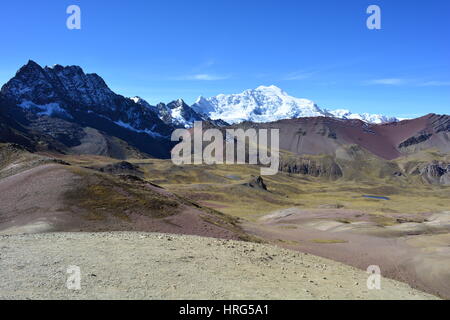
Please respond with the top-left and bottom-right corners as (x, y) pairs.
(1, 60), (116, 109)
(165, 98), (208, 128)
(1, 60), (53, 103)
(3, 59), (214, 131)
(130, 95), (209, 128)
(167, 98), (188, 109)
(131, 96), (155, 110)
(19, 59), (42, 73)
(0, 60), (174, 141)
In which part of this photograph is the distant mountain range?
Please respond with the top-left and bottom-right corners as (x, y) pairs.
(0, 61), (448, 164)
(192, 85), (399, 124)
(0, 61), (398, 136)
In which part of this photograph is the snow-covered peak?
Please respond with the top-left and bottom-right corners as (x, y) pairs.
(130, 96), (154, 109)
(174, 98), (185, 105)
(254, 85), (286, 94)
(131, 96), (209, 128)
(130, 96), (141, 104)
(192, 86), (398, 124)
(329, 109), (352, 118)
(328, 109), (398, 124)
(192, 86), (328, 124)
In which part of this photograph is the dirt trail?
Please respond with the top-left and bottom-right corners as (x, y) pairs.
(0, 232), (437, 300)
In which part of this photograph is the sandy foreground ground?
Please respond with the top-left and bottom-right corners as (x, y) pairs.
(0, 232), (438, 300)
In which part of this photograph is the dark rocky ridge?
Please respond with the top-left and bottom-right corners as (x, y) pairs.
(0, 61), (231, 158)
(0, 61), (178, 158)
(399, 133), (433, 149)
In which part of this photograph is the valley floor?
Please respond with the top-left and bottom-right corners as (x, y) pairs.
(0, 232), (437, 300)
(243, 208), (450, 299)
(0, 147), (448, 300)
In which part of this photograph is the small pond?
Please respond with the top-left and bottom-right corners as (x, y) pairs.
(362, 195), (390, 200)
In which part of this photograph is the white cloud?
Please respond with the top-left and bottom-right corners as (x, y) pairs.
(366, 78), (450, 87)
(367, 78), (406, 85)
(191, 74), (229, 81)
(418, 81), (450, 87)
(171, 73), (230, 81)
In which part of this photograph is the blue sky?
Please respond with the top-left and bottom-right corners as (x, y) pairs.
(1, 0), (449, 117)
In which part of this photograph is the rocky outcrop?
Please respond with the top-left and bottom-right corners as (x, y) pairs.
(279, 157), (343, 179)
(397, 115), (450, 155)
(420, 161), (450, 185)
(430, 114), (450, 133)
(399, 132), (433, 149)
(87, 161), (144, 177)
(243, 175), (268, 190)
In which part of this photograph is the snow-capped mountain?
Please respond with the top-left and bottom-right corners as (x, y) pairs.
(192, 85), (330, 124)
(0, 60), (177, 158)
(132, 97), (208, 128)
(1, 60), (171, 137)
(132, 96), (228, 128)
(192, 85), (398, 124)
(0, 61), (447, 164)
(2, 61), (115, 108)
(0, 60), (223, 146)
(328, 109), (398, 124)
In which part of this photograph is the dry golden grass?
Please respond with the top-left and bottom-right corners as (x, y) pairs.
(44, 150), (449, 223)
(125, 157), (450, 220)
(64, 167), (179, 221)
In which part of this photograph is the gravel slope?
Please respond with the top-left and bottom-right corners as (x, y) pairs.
(0, 232), (438, 300)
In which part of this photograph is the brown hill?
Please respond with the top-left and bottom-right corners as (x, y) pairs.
(227, 113), (449, 160)
(197, 114), (448, 185)
(0, 144), (248, 240)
